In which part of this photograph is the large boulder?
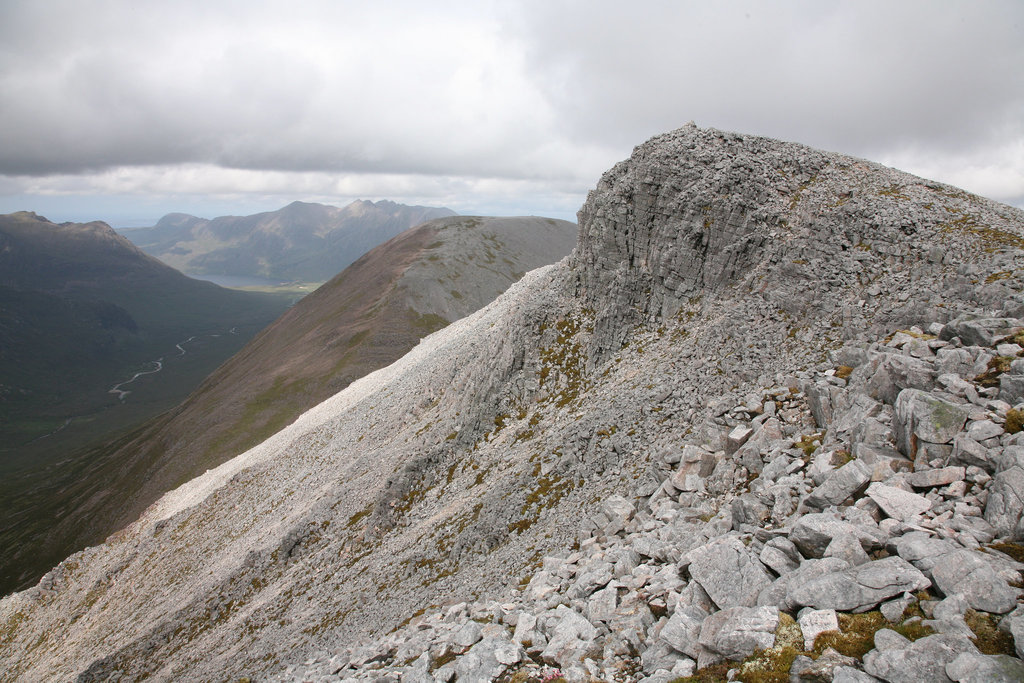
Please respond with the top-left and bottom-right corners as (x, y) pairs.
(930, 550), (1018, 614)
(985, 466), (1024, 540)
(697, 606), (778, 665)
(939, 317), (1022, 348)
(685, 535), (774, 609)
(789, 512), (885, 559)
(787, 556), (930, 612)
(864, 633), (980, 683)
(893, 389), (969, 459)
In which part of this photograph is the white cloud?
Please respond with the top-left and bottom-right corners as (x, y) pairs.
(1, 0), (1022, 222)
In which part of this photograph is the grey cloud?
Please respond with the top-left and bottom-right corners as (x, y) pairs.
(1, 0), (1022, 217)
(512, 1), (1024, 160)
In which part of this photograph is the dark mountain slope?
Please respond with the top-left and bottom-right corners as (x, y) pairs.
(0, 211), (291, 455)
(122, 199), (457, 282)
(0, 215), (576, 596)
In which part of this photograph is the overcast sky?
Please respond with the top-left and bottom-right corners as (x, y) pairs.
(0, 0), (1022, 226)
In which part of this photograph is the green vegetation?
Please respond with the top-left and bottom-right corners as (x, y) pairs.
(835, 365), (854, 380)
(975, 356), (1016, 388)
(793, 433), (823, 458)
(965, 610), (1016, 655)
(1006, 409), (1024, 435)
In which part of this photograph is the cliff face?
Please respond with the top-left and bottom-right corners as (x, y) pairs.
(2, 126), (1024, 682)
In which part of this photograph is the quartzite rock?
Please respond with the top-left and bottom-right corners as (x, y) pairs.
(787, 556), (931, 612)
(893, 389), (969, 458)
(697, 606), (779, 664)
(685, 535), (773, 609)
(984, 466), (1024, 540)
(930, 550), (1018, 614)
(863, 633), (980, 683)
(866, 482), (933, 521)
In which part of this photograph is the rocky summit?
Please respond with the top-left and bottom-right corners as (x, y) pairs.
(4, 124), (1024, 682)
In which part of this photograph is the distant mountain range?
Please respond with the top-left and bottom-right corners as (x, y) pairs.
(0, 211), (292, 461)
(120, 199), (457, 283)
(0, 214), (577, 596)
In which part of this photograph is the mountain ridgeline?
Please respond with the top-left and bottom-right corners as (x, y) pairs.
(122, 199), (457, 283)
(3, 126), (1024, 681)
(0, 211), (293, 458)
(0, 215), (576, 598)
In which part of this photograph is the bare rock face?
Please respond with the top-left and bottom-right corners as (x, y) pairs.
(3, 125), (1024, 682)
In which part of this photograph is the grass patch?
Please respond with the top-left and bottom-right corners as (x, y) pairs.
(1005, 409), (1024, 435)
(965, 610), (1016, 655)
(975, 356), (1016, 388)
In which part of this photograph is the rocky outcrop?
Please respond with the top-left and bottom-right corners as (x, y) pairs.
(2, 125), (1024, 682)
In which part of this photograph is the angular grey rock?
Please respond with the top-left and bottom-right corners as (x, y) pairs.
(865, 354), (937, 406)
(933, 594), (970, 621)
(940, 317), (1021, 348)
(906, 466), (966, 489)
(893, 389), (969, 459)
(866, 482), (932, 521)
(454, 636), (523, 682)
(685, 535), (773, 609)
(697, 605), (778, 663)
(586, 585), (618, 623)
(967, 419), (1004, 443)
(950, 434), (996, 472)
(731, 493), (769, 529)
(451, 620), (484, 648)
(863, 633), (980, 683)
(893, 532), (962, 573)
(1000, 374), (1024, 406)
(759, 537), (801, 576)
(790, 512), (885, 559)
(805, 458), (872, 510)
(1007, 612), (1024, 659)
(945, 651), (1024, 683)
(823, 532), (871, 566)
(880, 596), (913, 623)
(726, 425), (754, 455)
(984, 466), (1024, 540)
(799, 608), (839, 650)
(539, 607), (599, 668)
(600, 494), (636, 535)
(832, 666), (884, 682)
(788, 556), (931, 612)
(873, 628), (911, 651)
(930, 550), (1018, 614)
(789, 648), (858, 682)
(759, 557), (851, 612)
(659, 606), (707, 659)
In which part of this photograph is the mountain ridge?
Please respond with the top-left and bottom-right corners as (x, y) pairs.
(3, 125), (1024, 681)
(122, 199), (457, 282)
(0, 210), (292, 451)
(0, 214), (575, 598)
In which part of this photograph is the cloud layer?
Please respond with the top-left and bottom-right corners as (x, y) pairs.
(1, 1), (1022, 223)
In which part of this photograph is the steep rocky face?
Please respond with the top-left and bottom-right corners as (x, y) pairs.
(573, 123), (1022, 361)
(2, 126), (1023, 682)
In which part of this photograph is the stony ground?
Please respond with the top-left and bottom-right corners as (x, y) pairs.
(293, 313), (1024, 682)
(3, 125), (1024, 682)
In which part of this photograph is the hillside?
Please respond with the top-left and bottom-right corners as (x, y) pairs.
(3, 126), (1024, 682)
(0, 211), (292, 458)
(0, 215), (576, 598)
(122, 199), (456, 283)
